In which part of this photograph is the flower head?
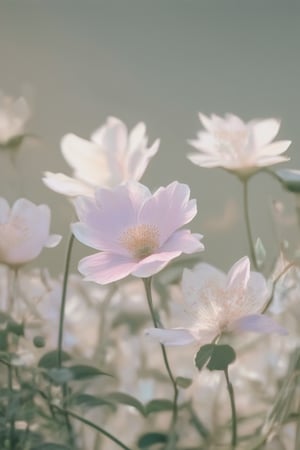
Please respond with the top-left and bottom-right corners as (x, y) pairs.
(0, 198), (61, 267)
(146, 257), (287, 346)
(188, 114), (291, 179)
(72, 181), (204, 284)
(43, 116), (160, 197)
(0, 92), (31, 147)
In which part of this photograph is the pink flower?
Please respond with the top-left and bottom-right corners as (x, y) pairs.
(72, 181), (204, 284)
(0, 198), (61, 267)
(188, 114), (291, 178)
(146, 257), (287, 346)
(43, 117), (160, 197)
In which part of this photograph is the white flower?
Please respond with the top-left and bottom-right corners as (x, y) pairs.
(0, 198), (61, 267)
(146, 257), (287, 346)
(188, 113), (291, 178)
(0, 92), (30, 147)
(43, 116), (160, 197)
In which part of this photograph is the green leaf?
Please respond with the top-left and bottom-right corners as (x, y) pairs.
(7, 319), (24, 336)
(276, 169), (300, 193)
(207, 344), (236, 371)
(137, 432), (168, 448)
(68, 364), (112, 380)
(70, 393), (116, 410)
(105, 392), (145, 416)
(176, 376), (193, 388)
(38, 350), (71, 369)
(47, 368), (73, 384)
(145, 399), (174, 415)
(195, 344), (214, 370)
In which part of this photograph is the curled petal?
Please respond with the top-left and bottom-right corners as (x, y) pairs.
(145, 328), (196, 346)
(230, 314), (288, 335)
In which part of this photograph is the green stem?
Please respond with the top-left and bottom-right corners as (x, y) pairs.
(242, 179), (257, 270)
(57, 232), (75, 367)
(53, 406), (132, 450)
(8, 363), (15, 450)
(224, 367), (237, 448)
(56, 232), (76, 447)
(143, 278), (179, 444)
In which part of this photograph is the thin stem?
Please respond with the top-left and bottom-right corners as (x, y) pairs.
(143, 278), (179, 444)
(262, 261), (294, 313)
(57, 232), (75, 367)
(224, 367), (237, 448)
(56, 232), (76, 447)
(8, 363), (15, 450)
(53, 406), (132, 450)
(242, 179), (258, 270)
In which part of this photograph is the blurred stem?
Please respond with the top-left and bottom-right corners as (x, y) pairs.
(53, 406), (132, 450)
(57, 232), (74, 367)
(56, 232), (76, 447)
(143, 277), (179, 447)
(8, 363), (15, 450)
(224, 367), (237, 448)
(242, 180), (257, 270)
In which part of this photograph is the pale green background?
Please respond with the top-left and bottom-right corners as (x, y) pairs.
(0, 0), (299, 274)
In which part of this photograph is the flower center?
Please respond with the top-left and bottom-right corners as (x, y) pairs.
(215, 129), (249, 161)
(120, 224), (160, 259)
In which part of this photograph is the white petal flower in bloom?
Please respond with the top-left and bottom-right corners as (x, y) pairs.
(0, 92), (31, 147)
(43, 116), (160, 197)
(188, 114), (291, 178)
(146, 257), (287, 346)
(0, 198), (61, 267)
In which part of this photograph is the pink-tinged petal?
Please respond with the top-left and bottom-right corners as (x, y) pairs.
(145, 328), (196, 346)
(139, 181), (197, 244)
(226, 256), (250, 290)
(230, 314), (288, 335)
(45, 234), (62, 248)
(251, 119), (280, 147)
(71, 222), (128, 255)
(43, 172), (94, 197)
(187, 153), (222, 168)
(160, 229), (204, 254)
(61, 133), (110, 186)
(132, 251), (182, 277)
(0, 198), (10, 223)
(78, 252), (137, 285)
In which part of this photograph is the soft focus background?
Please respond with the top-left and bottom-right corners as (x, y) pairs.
(1, 0), (300, 274)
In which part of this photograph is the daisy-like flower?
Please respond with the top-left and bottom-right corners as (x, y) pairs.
(0, 198), (61, 267)
(43, 116), (160, 197)
(0, 92), (31, 147)
(146, 257), (287, 346)
(72, 181), (204, 284)
(188, 114), (291, 179)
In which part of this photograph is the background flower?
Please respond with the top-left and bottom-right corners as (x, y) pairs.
(43, 116), (160, 197)
(72, 181), (204, 284)
(0, 198), (61, 267)
(0, 91), (31, 147)
(146, 256), (286, 346)
(188, 114), (291, 178)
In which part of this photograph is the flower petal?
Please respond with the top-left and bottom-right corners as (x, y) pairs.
(43, 172), (94, 197)
(160, 230), (204, 254)
(230, 314), (288, 335)
(251, 119), (280, 147)
(78, 252), (137, 284)
(226, 256), (250, 290)
(145, 328), (196, 346)
(45, 234), (62, 248)
(139, 181), (197, 244)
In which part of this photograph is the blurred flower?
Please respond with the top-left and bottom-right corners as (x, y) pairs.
(72, 181), (204, 284)
(188, 114), (291, 179)
(0, 92), (31, 147)
(43, 116), (160, 197)
(0, 198), (61, 267)
(146, 257), (286, 346)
